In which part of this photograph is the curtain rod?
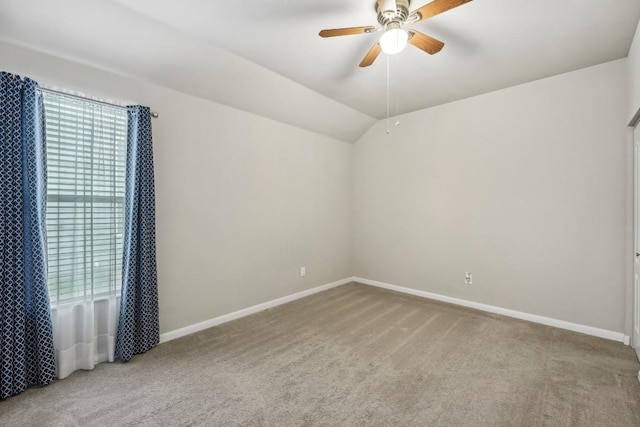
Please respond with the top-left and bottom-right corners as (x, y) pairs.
(39, 87), (159, 118)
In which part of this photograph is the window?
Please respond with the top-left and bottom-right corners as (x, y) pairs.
(43, 91), (127, 305)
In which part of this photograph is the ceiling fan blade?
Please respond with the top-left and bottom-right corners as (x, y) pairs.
(408, 30), (444, 54)
(359, 42), (382, 67)
(319, 26), (377, 37)
(412, 0), (473, 22)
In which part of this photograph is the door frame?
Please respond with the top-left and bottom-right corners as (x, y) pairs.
(633, 137), (640, 356)
(630, 113), (640, 362)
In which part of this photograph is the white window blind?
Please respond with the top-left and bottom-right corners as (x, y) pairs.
(43, 91), (127, 305)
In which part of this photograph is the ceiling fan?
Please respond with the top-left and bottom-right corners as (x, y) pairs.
(319, 0), (473, 67)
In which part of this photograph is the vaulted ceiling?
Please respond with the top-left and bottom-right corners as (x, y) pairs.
(1, 0), (639, 142)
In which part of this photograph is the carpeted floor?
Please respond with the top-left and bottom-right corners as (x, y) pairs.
(1, 282), (639, 426)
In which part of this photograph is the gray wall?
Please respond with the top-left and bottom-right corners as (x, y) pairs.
(1, 40), (633, 336)
(353, 59), (630, 333)
(626, 20), (640, 342)
(1, 41), (353, 334)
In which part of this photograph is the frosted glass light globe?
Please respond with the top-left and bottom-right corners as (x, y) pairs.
(380, 28), (408, 55)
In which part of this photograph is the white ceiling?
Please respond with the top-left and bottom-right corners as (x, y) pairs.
(1, 0), (640, 142)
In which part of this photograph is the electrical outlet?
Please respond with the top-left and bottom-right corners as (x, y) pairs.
(300, 267), (306, 277)
(465, 272), (472, 285)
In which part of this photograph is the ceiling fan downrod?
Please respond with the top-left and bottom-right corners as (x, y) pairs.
(376, 0), (411, 27)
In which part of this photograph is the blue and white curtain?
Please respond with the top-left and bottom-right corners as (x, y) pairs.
(115, 106), (159, 362)
(0, 72), (56, 399)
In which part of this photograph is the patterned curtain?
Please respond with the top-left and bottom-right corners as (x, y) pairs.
(0, 72), (56, 399)
(115, 106), (159, 362)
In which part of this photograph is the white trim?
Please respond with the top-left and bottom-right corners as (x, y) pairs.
(354, 277), (627, 343)
(159, 277), (353, 344)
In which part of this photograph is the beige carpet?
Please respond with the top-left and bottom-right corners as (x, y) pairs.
(1, 282), (639, 426)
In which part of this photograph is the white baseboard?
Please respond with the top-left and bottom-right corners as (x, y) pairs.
(354, 277), (628, 344)
(159, 277), (353, 344)
(160, 276), (629, 345)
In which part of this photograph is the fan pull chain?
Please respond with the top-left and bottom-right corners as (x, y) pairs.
(395, 55), (400, 127)
(386, 53), (390, 134)
(385, 54), (401, 135)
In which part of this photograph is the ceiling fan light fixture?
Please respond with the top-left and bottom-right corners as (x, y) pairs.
(319, 0), (473, 67)
(380, 26), (408, 55)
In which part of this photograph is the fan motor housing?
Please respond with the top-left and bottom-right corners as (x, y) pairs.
(376, 0), (410, 26)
